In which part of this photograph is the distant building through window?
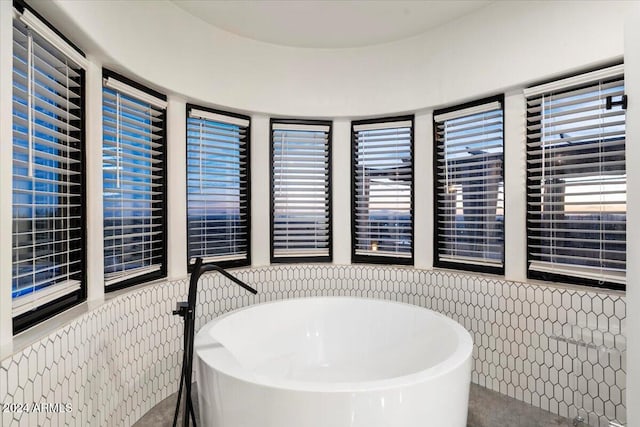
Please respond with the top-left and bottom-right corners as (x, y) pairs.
(352, 116), (414, 265)
(434, 96), (504, 274)
(525, 64), (626, 289)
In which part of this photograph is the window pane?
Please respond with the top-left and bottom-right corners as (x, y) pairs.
(526, 69), (626, 287)
(271, 121), (331, 261)
(11, 15), (85, 329)
(187, 108), (250, 266)
(434, 99), (504, 271)
(352, 118), (413, 262)
(102, 76), (166, 288)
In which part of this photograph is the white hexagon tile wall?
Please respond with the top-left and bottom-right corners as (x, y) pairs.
(0, 265), (626, 427)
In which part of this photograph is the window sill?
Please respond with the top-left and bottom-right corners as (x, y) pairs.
(429, 265), (625, 297)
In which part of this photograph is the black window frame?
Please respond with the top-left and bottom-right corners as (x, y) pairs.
(525, 62), (626, 291)
(12, 0), (87, 334)
(185, 104), (252, 272)
(351, 115), (415, 266)
(433, 94), (505, 276)
(102, 69), (168, 292)
(269, 118), (333, 263)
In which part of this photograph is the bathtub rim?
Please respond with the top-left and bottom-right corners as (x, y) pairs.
(194, 296), (473, 393)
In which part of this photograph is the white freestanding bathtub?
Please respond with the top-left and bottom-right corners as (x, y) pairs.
(194, 297), (473, 427)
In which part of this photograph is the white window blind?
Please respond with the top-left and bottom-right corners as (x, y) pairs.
(352, 118), (413, 261)
(187, 107), (250, 265)
(526, 65), (626, 287)
(271, 121), (331, 260)
(103, 74), (166, 287)
(12, 14), (85, 324)
(434, 99), (504, 270)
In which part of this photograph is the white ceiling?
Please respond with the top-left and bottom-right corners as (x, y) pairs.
(171, 1), (492, 49)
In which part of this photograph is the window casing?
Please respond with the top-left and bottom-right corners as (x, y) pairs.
(270, 119), (332, 262)
(525, 64), (626, 290)
(351, 116), (414, 265)
(11, 3), (87, 333)
(102, 70), (167, 290)
(186, 105), (251, 268)
(433, 96), (505, 274)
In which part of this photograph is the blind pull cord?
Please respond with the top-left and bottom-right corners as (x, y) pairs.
(198, 121), (205, 257)
(232, 125), (239, 250)
(27, 30), (34, 178)
(118, 93), (125, 276)
(444, 122), (456, 258)
(65, 58), (71, 284)
(319, 132), (326, 248)
(361, 132), (368, 249)
(541, 93), (552, 267)
(145, 106), (152, 268)
(282, 133), (288, 248)
(599, 82), (605, 283)
(199, 122), (203, 194)
(26, 30), (36, 306)
(115, 92), (121, 189)
(116, 93), (123, 277)
(482, 112), (487, 262)
(394, 128), (399, 252)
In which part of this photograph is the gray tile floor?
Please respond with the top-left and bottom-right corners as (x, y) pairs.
(134, 383), (573, 427)
(466, 385), (572, 427)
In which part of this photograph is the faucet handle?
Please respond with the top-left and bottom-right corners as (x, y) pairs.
(173, 301), (190, 318)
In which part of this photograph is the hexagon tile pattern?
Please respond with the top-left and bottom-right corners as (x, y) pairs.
(0, 265), (626, 427)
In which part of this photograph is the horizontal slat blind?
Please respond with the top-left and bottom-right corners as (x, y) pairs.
(271, 121), (331, 260)
(352, 118), (413, 260)
(187, 107), (250, 265)
(526, 67), (626, 286)
(103, 76), (166, 287)
(434, 99), (504, 270)
(12, 16), (85, 318)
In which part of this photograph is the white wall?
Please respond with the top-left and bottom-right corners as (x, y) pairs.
(250, 115), (270, 266)
(503, 91), (527, 282)
(413, 111), (433, 270)
(331, 119), (351, 264)
(166, 96), (188, 280)
(84, 57), (106, 302)
(35, 0), (630, 118)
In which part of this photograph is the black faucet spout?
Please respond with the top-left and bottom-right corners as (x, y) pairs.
(196, 263), (257, 295)
(173, 257), (257, 427)
(186, 257), (257, 311)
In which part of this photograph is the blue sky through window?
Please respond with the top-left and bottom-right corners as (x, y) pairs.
(187, 114), (248, 262)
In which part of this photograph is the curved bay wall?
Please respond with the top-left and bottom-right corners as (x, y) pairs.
(39, 1), (630, 117)
(0, 265), (626, 427)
